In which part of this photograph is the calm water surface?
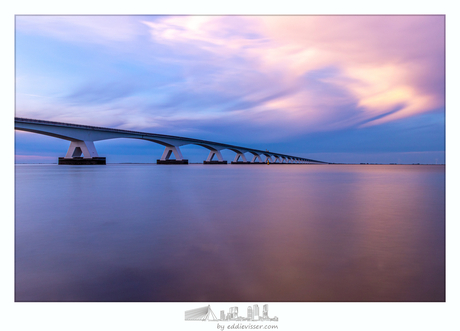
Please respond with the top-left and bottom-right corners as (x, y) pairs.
(15, 164), (445, 302)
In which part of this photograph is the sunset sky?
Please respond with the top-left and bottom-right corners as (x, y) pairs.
(14, 15), (445, 164)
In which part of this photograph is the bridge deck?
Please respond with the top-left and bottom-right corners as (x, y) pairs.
(15, 117), (327, 164)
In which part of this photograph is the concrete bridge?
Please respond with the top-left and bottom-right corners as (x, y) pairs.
(14, 117), (327, 165)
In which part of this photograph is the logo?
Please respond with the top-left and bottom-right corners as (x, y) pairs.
(185, 304), (278, 322)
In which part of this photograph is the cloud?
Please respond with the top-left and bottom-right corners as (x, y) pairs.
(15, 15), (146, 45)
(15, 15), (445, 141)
(256, 16), (445, 126)
(65, 82), (138, 104)
(141, 15), (444, 130)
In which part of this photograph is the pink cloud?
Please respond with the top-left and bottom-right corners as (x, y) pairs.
(254, 16), (444, 127)
(145, 16), (444, 131)
(16, 15), (444, 138)
(15, 155), (56, 162)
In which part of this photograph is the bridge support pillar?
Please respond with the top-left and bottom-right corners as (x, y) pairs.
(231, 152), (250, 164)
(157, 146), (188, 164)
(65, 140), (99, 158)
(250, 153), (263, 164)
(59, 140), (106, 165)
(203, 150), (227, 164)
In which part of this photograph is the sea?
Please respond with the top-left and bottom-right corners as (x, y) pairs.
(14, 164), (445, 302)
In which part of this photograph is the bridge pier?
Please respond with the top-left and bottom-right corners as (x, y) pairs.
(203, 149), (227, 164)
(231, 152), (250, 164)
(65, 140), (99, 158)
(59, 140), (106, 165)
(250, 152), (263, 164)
(58, 157), (106, 165)
(157, 146), (188, 164)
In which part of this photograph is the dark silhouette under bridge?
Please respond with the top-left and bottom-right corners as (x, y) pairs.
(15, 117), (327, 165)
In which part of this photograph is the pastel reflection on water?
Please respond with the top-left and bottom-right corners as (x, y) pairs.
(15, 164), (445, 301)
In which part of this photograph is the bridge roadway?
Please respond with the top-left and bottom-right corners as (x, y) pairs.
(14, 117), (327, 165)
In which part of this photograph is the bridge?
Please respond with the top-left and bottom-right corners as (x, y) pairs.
(14, 117), (327, 165)
(185, 305), (218, 321)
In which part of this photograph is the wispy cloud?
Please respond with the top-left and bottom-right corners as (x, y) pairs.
(15, 15), (146, 45)
(15, 15), (444, 140)
(138, 16), (445, 130)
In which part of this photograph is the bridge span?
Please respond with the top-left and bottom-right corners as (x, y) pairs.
(15, 117), (327, 165)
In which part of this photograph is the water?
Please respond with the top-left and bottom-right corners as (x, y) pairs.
(15, 164), (445, 302)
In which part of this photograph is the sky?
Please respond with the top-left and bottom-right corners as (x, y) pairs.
(14, 15), (445, 164)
